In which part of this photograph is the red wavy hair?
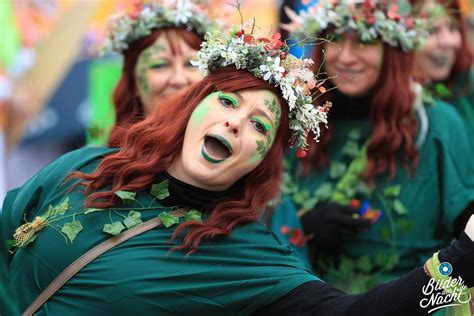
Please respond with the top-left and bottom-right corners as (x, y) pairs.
(71, 66), (290, 252)
(302, 43), (419, 183)
(112, 28), (202, 128)
(438, 0), (472, 90)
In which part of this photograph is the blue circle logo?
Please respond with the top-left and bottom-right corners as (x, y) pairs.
(439, 262), (452, 276)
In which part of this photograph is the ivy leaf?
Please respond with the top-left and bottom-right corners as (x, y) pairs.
(115, 190), (136, 203)
(43, 205), (56, 217)
(103, 222), (125, 236)
(434, 83), (452, 98)
(348, 129), (361, 141)
(84, 208), (104, 214)
(374, 252), (388, 268)
(355, 255), (373, 273)
(329, 161), (347, 179)
(158, 211), (180, 228)
(123, 211), (143, 229)
(314, 183), (333, 201)
(55, 197), (70, 215)
(150, 180), (170, 200)
(341, 140), (360, 158)
(61, 220), (83, 243)
(392, 199), (408, 216)
(383, 185), (401, 198)
(397, 218), (414, 232)
(184, 209), (202, 222)
(301, 197), (318, 211)
(380, 227), (391, 243)
(293, 190), (310, 206)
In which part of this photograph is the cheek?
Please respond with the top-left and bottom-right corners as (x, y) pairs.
(185, 68), (203, 82)
(146, 72), (169, 93)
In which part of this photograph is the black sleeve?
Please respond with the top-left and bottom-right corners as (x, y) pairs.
(255, 268), (431, 316)
(255, 232), (473, 315)
(453, 202), (474, 239)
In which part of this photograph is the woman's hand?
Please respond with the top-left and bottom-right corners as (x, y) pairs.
(465, 215), (474, 241)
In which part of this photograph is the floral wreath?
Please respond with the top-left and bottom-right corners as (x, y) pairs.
(101, 0), (216, 54)
(192, 22), (331, 156)
(285, 0), (428, 52)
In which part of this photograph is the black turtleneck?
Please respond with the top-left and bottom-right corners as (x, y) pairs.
(330, 90), (372, 121)
(154, 172), (244, 212)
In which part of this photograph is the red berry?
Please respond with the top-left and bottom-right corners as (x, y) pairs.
(296, 148), (308, 158)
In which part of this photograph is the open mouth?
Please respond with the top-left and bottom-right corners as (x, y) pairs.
(201, 134), (233, 163)
(428, 54), (453, 67)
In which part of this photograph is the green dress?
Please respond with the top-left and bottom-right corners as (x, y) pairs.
(446, 71), (474, 132)
(274, 100), (474, 293)
(2, 146), (318, 315)
(0, 216), (19, 316)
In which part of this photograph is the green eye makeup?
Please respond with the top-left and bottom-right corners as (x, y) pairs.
(252, 117), (272, 135)
(149, 60), (168, 69)
(218, 92), (238, 108)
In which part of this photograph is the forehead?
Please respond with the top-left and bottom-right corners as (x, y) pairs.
(143, 31), (198, 55)
(237, 89), (280, 118)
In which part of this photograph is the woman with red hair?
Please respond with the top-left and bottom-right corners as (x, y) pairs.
(413, 0), (473, 130)
(276, 0), (474, 294)
(89, 1), (214, 144)
(2, 24), (474, 316)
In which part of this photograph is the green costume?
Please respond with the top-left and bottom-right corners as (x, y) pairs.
(2, 146), (318, 315)
(0, 216), (19, 316)
(274, 100), (474, 293)
(446, 71), (474, 132)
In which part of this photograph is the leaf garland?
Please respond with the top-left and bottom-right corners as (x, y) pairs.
(11, 180), (202, 249)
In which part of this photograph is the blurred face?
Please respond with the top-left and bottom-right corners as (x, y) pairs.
(167, 89), (281, 191)
(134, 30), (202, 113)
(413, 3), (462, 82)
(324, 33), (383, 97)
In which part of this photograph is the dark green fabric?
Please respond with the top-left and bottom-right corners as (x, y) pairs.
(274, 100), (474, 292)
(0, 215), (19, 316)
(2, 146), (318, 315)
(447, 70), (474, 132)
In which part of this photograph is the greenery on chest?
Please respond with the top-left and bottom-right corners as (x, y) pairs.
(282, 128), (415, 289)
(11, 180), (203, 251)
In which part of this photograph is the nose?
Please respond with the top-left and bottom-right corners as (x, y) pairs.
(224, 118), (240, 137)
(437, 26), (460, 49)
(337, 39), (359, 65)
(168, 63), (189, 88)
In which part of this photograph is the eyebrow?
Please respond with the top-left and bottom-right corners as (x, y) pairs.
(232, 91), (244, 102)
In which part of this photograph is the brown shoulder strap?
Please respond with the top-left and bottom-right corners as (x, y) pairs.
(23, 210), (185, 316)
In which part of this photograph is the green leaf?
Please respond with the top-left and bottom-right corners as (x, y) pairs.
(396, 218), (414, 232)
(380, 227), (391, 243)
(341, 140), (360, 158)
(84, 208), (104, 214)
(158, 212), (180, 228)
(383, 185), (401, 198)
(103, 222), (125, 236)
(293, 190), (310, 206)
(329, 161), (347, 179)
(392, 199), (408, 216)
(150, 180), (170, 200)
(314, 183), (333, 201)
(374, 252), (388, 268)
(61, 220), (83, 243)
(184, 209), (202, 222)
(123, 211), (143, 229)
(434, 83), (452, 98)
(114, 190), (136, 203)
(19, 235), (37, 248)
(355, 255), (373, 273)
(354, 181), (372, 197)
(348, 129), (361, 141)
(6, 239), (16, 250)
(301, 197), (318, 211)
(55, 197), (70, 215)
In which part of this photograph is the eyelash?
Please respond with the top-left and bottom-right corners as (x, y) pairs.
(251, 120), (268, 135)
(218, 93), (237, 108)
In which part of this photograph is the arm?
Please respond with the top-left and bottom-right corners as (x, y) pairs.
(257, 216), (474, 315)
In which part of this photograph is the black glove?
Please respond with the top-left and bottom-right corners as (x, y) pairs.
(438, 232), (474, 287)
(301, 202), (372, 251)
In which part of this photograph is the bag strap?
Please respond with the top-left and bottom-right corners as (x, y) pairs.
(23, 209), (185, 316)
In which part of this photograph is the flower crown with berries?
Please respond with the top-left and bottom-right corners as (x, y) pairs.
(192, 24), (331, 155)
(286, 0), (427, 52)
(101, 0), (216, 54)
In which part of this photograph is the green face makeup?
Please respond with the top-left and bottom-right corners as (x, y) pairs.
(252, 116), (272, 135)
(188, 92), (219, 127)
(135, 41), (166, 95)
(253, 97), (281, 159)
(218, 92), (238, 108)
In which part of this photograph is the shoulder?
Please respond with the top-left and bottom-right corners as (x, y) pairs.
(1, 146), (117, 237)
(424, 99), (467, 137)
